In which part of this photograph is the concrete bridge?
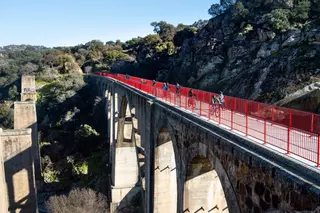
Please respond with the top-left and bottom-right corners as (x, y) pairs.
(90, 73), (320, 213)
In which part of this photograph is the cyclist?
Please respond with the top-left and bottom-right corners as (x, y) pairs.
(175, 83), (181, 94)
(140, 79), (146, 84)
(162, 82), (168, 91)
(166, 82), (170, 91)
(188, 89), (196, 108)
(188, 89), (194, 98)
(211, 94), (219, 105)
(210, 94), (220, 115)
(218, 91), (224, 106)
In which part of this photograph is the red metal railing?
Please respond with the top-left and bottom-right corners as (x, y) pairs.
(94, 72), (320, 167)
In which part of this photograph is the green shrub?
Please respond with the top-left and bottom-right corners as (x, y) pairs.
(292, 0), (311, 22)
(271, 9), (291, 32)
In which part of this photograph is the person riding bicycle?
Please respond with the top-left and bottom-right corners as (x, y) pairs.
(218, 91), (224, 105)
(162, 82), (168, 91)
(188, 89), (196, 108)
(211, 95), (219, 105)
(188, 89), (195, 98)
(210, 94), (221, 116)
(176, 83), (181, 94)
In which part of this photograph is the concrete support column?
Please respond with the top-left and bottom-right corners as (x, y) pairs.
(14, 102), (41, 184)
(110, 87), (140, 212)
(1, 129), (37, 213)
(111, 82), (116, 186)
(144, 100), (155, 213)
(0, 129), (8, 213)
(107, 89), (112, 142)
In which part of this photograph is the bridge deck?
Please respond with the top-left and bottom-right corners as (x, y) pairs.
(95, 73), (320, 169)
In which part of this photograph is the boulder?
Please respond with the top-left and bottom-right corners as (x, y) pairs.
(282, 30), (301, 47)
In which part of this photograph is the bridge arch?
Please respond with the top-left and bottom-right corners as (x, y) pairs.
(112, 94), (140, 188)
(117, 95), (135, 147)
(154, 127), (178, 213)
(183, 142), (240, 213)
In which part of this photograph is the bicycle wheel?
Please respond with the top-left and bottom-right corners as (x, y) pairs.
(215, 106), (220, 117)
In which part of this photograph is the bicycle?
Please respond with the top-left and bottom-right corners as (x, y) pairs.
(188, 97), (196, 110)
(210, 103), (220, 117)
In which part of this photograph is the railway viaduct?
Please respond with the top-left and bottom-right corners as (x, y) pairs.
(90, 74), (320, 213)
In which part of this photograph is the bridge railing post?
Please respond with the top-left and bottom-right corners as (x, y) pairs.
(218, 104), (221, 125)
(264, 119), (267, 144)
(245, 100), (248, 136)
(231, 98), (236, 130)
(311, 113), (314, 133)
(287, 110), (292, 154)
(318, 134), (320, 167)
(208, 102), (211, 121)
(192, 98), (194, 113)
(199, 92), (202, 117)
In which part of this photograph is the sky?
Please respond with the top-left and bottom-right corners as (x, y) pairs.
(0, 0), (216, 47)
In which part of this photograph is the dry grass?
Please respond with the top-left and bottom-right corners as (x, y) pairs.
(45, 188), (109, 213)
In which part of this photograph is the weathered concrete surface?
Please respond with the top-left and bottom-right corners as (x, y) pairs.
(1, 128), (37, 213)
(14, 102), (36, 130)
(154, 141), (177, 213)
(14, 102), (40, 182)
(21, 76), (37, 102)
(91, 74), (320, 213)
(114, 147), (139, 188)
(0, 129), (8, 213)
(184, 170), (228, 213)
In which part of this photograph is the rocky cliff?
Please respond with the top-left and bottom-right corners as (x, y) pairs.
(167, 0), (320, 111)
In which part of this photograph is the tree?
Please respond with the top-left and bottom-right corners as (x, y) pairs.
(0, 104), (13, 129)
(74, 124), (100, 153)
(293, 0), (311, 22)
(57, 54), (81, 73)
(8, 85), (19, 100)
(208, 0), (236, 17)
(75, 124), (99, 139)
(105, 41), (115, 46)
(143, 34), (162, 47)
(37, 67), (59, 82)
(208, 3), (224, 17)
(86, 40), (105, 62)
(151, 21), (176, 41)
(231, 1), (249, 20)
(49, 73), (85, 103)
(103, 50), (132, 65)
(45, 188), (108, 213)
(21, 62), (38, 74)
(174, 28), (196, 47)
(271, 9), (291, 32)
(122, 37), (142, 50)
(220, 0), (236, 9)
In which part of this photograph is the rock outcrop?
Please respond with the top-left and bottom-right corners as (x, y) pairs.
(168, 0), (320, 112)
